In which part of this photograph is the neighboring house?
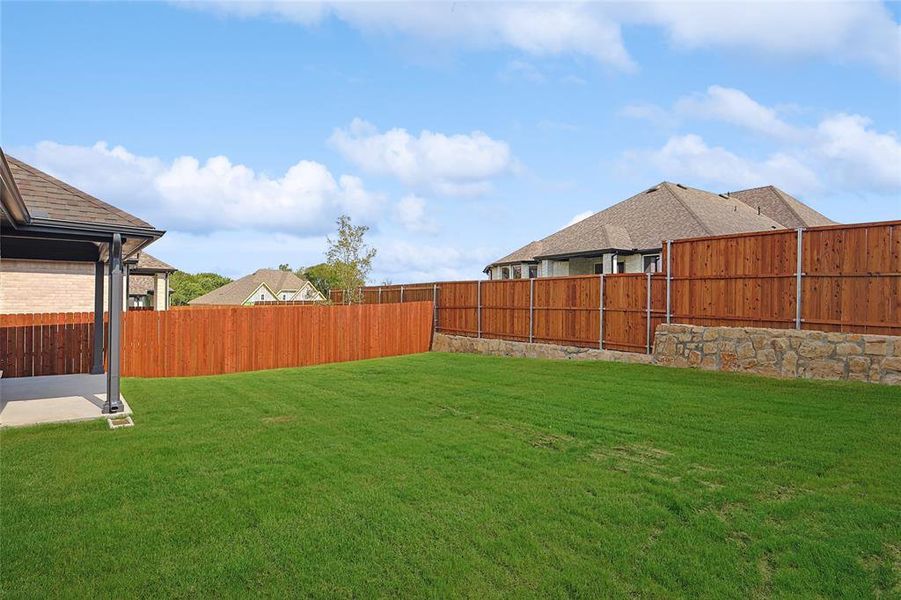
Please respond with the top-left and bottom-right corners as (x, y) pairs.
(126, 252), (176, 310)
(1, 153), (168, 313)
(188, 269), (326, 306)
(485, 182), (836, 279)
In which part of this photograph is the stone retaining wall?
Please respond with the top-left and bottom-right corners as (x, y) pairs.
(432, 333), (653, 364)
(653, 324), (901, 385)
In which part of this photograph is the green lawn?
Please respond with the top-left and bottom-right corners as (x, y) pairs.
(2, 353), (899, 598)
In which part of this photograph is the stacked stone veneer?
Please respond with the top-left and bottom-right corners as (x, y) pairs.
(432, 333), (653, 364)
(653, 324), (901, 385)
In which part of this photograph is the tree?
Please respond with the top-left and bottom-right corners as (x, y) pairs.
(278, 263), (291, 271)
(298, 263), (341, 298)
(326, 215), (376, 304)
(169, 271), (232, 306)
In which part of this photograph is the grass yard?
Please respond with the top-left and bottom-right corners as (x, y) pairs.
(2, 353), (900, 597)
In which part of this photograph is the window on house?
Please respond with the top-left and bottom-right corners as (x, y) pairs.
(617, 261), (626, 274)
(594, 263), (604, 275)
(512, 265), (522, 279)
(643, 255), (661, 273)
(501, 267), (510, 280)
(260, 293), (265, 300)
(528, 265), (538, 278)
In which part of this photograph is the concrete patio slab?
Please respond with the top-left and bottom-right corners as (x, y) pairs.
(0, 374), (130, 428)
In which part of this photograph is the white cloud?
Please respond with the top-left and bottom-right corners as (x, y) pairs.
(180, 1), (900, 75)
(675, 85), (801, 140)
(394, 194), (437, 233)
(635, 1), (901, 76)
(814, 113), (901, 191)
(182, 2), (636, 71)
(151, 230), (329, 278)
(329, 118), (515, 196)
(374, 239), (495, 282)
(620, 86), (901, 196)
(565, 210), (594, 227)
(15, 140), (384, 234)
(620, 133), (821, 193)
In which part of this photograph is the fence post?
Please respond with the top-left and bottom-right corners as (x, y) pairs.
(665, 239), (672, 324)
(646, 272), (652, 355)
(529, 278), (534, 343)
(400, 285), (404, 303)
(433, 283), (438, 332)
(795, 228), (803, 330)
(378, 287), (382, 304)
(599, 273), (604, 350)
(477, 280), (482, 338)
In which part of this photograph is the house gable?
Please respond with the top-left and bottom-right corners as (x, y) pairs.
(289, 281), (326, 302)
(242, 282), (279, 305)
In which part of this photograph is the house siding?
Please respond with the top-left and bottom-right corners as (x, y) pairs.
(292, 283), (326, 302)
(245, 284), (277, 305)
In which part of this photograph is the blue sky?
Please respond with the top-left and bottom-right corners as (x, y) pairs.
(3, 1), (899, 281)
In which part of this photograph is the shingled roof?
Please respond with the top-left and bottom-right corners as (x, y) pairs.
(128, 251), (176, 273)
(728, 186), (837, 230)
(189, 269), (314, 305)
(5, 155), (154, 230)
(128, 274), (172, 297)
(487, 182), (833, 269)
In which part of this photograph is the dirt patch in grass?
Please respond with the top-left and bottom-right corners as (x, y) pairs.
(754, 552), (774, 599)
(589, 444), (674, 477)
(530, 433), (575, 450)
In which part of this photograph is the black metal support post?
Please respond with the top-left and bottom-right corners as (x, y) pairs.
(104, 233), (124, 414)
(91, 261), (105, 374)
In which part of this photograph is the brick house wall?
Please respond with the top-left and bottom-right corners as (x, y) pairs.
(0, 259), (126, 314)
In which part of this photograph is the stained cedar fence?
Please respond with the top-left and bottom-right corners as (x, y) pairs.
(332, 220), (900, 352)
(0, 312), (99, 377)
(0, 302), (433, 378)
(666, 220), (900, 336)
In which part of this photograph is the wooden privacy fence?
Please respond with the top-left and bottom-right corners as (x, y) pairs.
(665, 220), (900, 336)
(0, 302), (433, 378)
(334, 275), (665, 353)
(0, 312), (99, 377)
(121, 302), (433, 377)
(334, 220), (900, 353)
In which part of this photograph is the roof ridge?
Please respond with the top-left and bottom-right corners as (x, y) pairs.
(769, 186), (805, 229)
(730, 184), (774, 194)
(660, 182), (714, 236)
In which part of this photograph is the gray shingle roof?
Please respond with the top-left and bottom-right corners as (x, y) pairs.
(488, 182), (815, 268)
(128, 251), (176, 273)
(189, 269), (312, 305)
(6, 155), (154, 229)
(728, 186), (837, 229)
(492, 240), (548, 266)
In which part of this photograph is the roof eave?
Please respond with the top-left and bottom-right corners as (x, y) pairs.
(0, 150), (31, 227)
(533, 246), (646, 261)
(130, 267), (177, 274)
(27, 217), (165, 240)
